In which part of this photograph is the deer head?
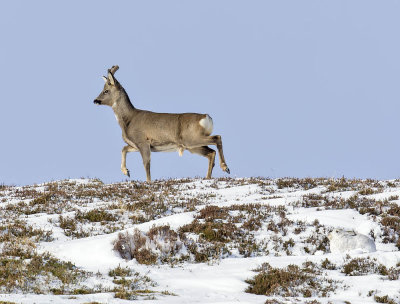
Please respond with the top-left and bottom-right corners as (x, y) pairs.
(94, 65), (121, 106)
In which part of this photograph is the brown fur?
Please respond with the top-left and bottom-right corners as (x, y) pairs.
(94, 66), (230, 182)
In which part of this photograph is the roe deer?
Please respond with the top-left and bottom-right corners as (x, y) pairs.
(94, 65), (230, 182)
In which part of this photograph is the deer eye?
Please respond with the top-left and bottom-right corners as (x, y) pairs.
(104, 90), (109, 94)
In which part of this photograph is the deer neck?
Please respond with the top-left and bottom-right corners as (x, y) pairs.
(111, 88), (135, 131)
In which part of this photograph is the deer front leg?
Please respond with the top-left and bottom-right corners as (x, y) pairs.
(137, 144), (151, 182)
(121, 145), (138, 177)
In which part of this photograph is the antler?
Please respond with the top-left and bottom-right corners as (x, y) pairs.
(109, 65), (119, 75)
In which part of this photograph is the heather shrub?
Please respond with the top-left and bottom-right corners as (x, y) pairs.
(113, 225), (185, 264)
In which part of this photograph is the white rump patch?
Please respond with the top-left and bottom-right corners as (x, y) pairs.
(199, 115), (213, 135)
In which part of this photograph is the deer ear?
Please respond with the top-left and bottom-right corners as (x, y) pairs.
(107, 71), (116, 86)
(102, 76), (107, 83)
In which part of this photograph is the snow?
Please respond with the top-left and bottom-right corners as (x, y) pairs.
(41, 212), (197, 273)
(1, 178), (400, 304)
(287, 209), (381, 235)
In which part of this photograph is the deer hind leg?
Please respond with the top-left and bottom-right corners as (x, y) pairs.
(121, 145), (138, 177)
(188, 146), (216, 179)
(213, 135), (230, 174)
(137, 144), (151, 182)
(190, 135), (230, 174)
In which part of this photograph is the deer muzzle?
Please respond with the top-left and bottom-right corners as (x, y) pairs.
(94, 99), (102, 105)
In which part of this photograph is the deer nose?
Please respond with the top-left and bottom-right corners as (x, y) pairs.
(94, 99), (101, 105)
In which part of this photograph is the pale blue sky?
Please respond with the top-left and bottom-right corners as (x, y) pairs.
(1, 1), (399, 185)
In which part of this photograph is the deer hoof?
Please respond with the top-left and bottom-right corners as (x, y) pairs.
(225, 167), (230, 174)
(121, 167), (130, 177)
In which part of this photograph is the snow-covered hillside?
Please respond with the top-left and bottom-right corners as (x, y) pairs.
(0, 177), (399, 304)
